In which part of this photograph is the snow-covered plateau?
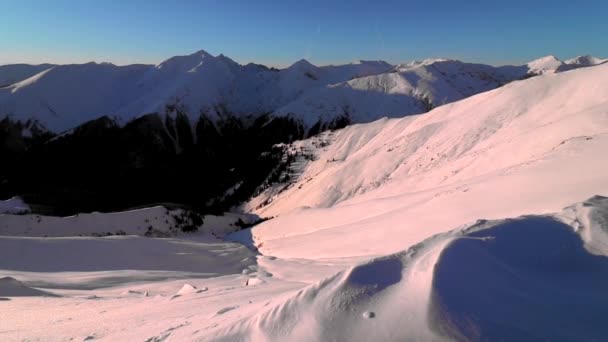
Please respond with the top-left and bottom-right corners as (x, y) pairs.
(1, 57), (608, 341)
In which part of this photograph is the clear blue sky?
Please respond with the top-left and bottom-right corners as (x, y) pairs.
(2, 0), (607, 67)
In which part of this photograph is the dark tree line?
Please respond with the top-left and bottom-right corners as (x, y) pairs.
(0, 112), (309, 216)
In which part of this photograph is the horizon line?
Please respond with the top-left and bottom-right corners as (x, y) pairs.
(1, 50), (603, 69)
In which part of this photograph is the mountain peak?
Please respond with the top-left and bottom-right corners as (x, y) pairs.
(190, 49), (213, 58)
(216, 53), (240, 68)
(156, 49), (215, 72)
(527, 55), (564, 73)
(565, 55), (607, 66)
(394, 58), (453, 72)
(288, 59), (316, 70)
(531, 55), (561, 62)
(355, 60), (392, 67)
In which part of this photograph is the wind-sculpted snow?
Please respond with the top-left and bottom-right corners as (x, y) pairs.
(207, 246), (440, 342)
(431, 214), (608, 341)
(0, 277), (58, 298)
(211, 198), (608, 341)
(2, 198), (607, 340)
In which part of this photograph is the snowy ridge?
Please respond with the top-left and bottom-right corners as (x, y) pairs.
(527, 55), (565, 74)
(565, 55), (608, 67)
(0, 206), (258, 238)
(0, 276), (57, 297)
(244, 63), (608, 258)
(528, 54), (608, 74)
(272, 59), (529, 127)
(1, 51), (603, 133)
(0, 52), (393, 132)
(393, 57), (453, 71)
(0, 206), (188, 237)
(0, 62), (153, 132)
(215, 197), (608, 340)
(0, 63), (56, 87)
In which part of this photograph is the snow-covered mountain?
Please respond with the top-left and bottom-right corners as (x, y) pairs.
(0, 51), (393, 133)
(527, 54), (608, 74)
(0, 63), (153, 132)
(1, 50), (605, 215)
(244, 62), (608, 257)
(565, 54), (607, 66)
(273, 59), (528, 127)
(1, 51), (603, 135)
(216, 62), (608, 340)
(1, 62), (608, 341)
(526, 55), (566, 74)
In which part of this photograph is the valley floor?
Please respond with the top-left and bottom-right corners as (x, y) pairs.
(0, 233), (355, 341)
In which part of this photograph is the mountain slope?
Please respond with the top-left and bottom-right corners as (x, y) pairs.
(243, 62), (608, 258)
(0, 63), (153, 132)
(273, 60), (528, 127)
(0, 63), (56, 87)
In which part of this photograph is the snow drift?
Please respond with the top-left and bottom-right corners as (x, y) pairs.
(0, 276), (57, 297)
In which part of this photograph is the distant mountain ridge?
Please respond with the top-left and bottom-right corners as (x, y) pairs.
(1, 51), (604, 135)
(0, 63), (56, 87)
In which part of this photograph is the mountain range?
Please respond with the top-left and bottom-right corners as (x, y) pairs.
(1, 51), (605, 135)
(2, 56), (608, 341)
(0, 51), (606, 215)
